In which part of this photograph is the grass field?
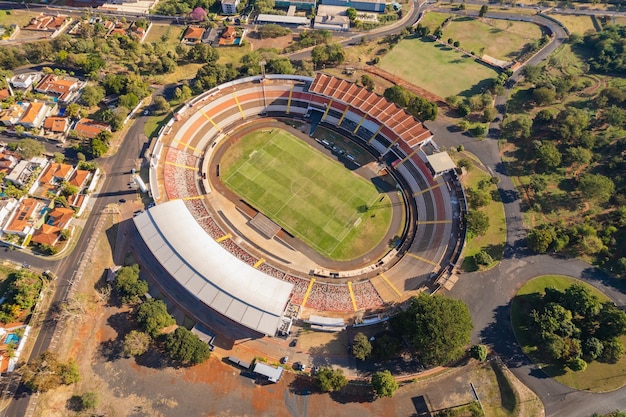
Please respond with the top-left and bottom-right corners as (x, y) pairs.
(444, 17), (543, 61)
(221, 129), (393, 260)
(455, 152), (506, 271)
(0, 10), (39, 27)
(379, 37), (499, 98)
(512, 275), (626, 392)
(419, 11), (451, 32)
(551, 14), (597, 35)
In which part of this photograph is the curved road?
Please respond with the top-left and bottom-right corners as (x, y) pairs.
(1, 3), (624, 416)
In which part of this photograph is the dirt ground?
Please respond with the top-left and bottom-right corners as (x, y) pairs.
(247, 33), (296, 51)
(31, 210), (543, 417)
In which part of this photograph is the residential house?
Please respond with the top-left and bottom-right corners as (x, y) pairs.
(10, 73), (41, 90)
(68, 169), (90, 190)
(42, 116), (70, 138)
(31, 206), (74, 246)
(39, 162), (73, 186)
(221, 0), (240, 15)
(74, 118), (111, 139)
(18, 102), (52, 129)
(0, 103), (28, 127)
(3, 198), (42, 238)
(0, 199), (19, 231)
(182, 25), (206, 44)
(35, 74), (81, 103)
(5, 157), (48, 188)
(23, 14), (72, 38)
(219, 26), (238, 46)
(0, 150), (18, 174)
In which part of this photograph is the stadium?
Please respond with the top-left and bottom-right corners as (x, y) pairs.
(133, 73), (467, 342)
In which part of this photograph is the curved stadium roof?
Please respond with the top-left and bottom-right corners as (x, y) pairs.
(133, 200), (294, 336)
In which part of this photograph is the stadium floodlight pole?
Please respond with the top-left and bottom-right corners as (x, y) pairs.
(259, 60), (268, 114)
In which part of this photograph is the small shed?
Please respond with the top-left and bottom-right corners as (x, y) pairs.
(253, 362), (284, 383)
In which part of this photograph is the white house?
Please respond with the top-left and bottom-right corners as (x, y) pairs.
(221, 0), (240, 15)
(10, 73), (41, 90)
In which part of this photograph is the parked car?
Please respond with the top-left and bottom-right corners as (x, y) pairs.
(293, 362), (306, 371)
(280, 356), (288, 364)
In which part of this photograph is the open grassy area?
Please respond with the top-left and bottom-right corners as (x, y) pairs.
(512, 275), (626, 392)
(444, 17), (543, 61)
(419, 11), (451, 32)
(0, 10), (40, 27)
(378, 37), (499, 98)
(551, 14), (597, 35)
(455, 152), (506, 271)
(221, 128), (393, 260)
(143, 24), (185, 47)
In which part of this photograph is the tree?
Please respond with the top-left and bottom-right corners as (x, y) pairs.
(479, 4), (488, 16)
(79, 85), (105, 107)
(189, 6), (207, 21)
(536, 143), (561, 170)
(360, 74), (375, 91)
(352, 332), (372, 360)
(165, 327), (211, 365)
(601, 338), (624, 363)
(565, 147), (592, 166)
(563, 284), (601, 318)
(501, 115), (532, 140)
(346, 7), (357, 21)
(77, 392), (99, 411)
(136, 299), (175, 337)
(578, 173), (615, 203)
(13, 139), (45, 159)
(258, 24), (292, 39)
(474, 250), (493, 266)
(21, 351), (80, 392)
(372, 334), (401, 361)
(569, 357), (587, 372)
(53, 152), (65, 163)
(470, 344), (488, 361)
(123, 330), (152, 357)
(527, 227), (556, 252)
(371, 370), (398, 398)
(153, 96), (170, 113)
(465, 209), (489, 237)
(316, 367), (348, 392)
(392, 293), (473, 366)
(583, 337), (604, 360)
(115, 265), (148, 304)
(90, 137), (108, 158)
(533, 86), (556, 105)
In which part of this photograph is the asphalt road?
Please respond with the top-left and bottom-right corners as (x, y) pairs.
(0, 112), (150, 417)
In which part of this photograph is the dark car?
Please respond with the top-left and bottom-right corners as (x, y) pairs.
(119, 198), (127, 203)
(289, 339), (298, 347)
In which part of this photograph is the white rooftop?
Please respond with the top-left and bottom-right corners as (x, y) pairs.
(133, 200), (294, 336)
(426, 152), (456, 174)
(253, 362), (284, 382)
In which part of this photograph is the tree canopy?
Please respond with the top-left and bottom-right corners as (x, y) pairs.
(316, 367), (348, 392)
(392, 293), (473, 366)
(136, 299), (175, 337)
(351, 332), (372, 360)
(164, 327), (211, 365)
(384, 85), (438, 121)
(115, 264), (148, 304)
(371, 370), (398, 398)
(584, 25), (626, 74)
(21, 352), (80, 392)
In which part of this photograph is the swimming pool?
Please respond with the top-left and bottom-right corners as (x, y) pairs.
(5, 333), (19, 345)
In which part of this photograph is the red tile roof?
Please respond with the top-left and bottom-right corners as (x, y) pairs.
(183, 25), (205, 41)
(68, 169), (89, 188)
(308, 73), (432, 149)
(39, 162), (73, 184)
(74, 118), (110, 139)
(49, 207), (74, 229)
(43, 116), (69, 133)
(31, 224), (60, 246)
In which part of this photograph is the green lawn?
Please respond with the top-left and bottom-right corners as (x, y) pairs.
(444, 17), (544, 61)
(512, 275), (626, 392)
(221, 129), (393, 260)
(0, 10), (40, 27)
(379, 37), (499, 98)
(551, 14), (597, 35)
(419, 11), (451, 32)
(455, 152), (506, 271)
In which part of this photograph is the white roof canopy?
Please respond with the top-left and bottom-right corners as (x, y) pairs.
(426, 152), (456, 174)
(134, 200), (294, 336)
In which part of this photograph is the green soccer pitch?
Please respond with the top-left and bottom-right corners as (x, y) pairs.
(220, 128), (394, 261)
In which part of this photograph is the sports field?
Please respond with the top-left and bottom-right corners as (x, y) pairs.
(221, 129), (393, 260)
(379, 37), (499, 98)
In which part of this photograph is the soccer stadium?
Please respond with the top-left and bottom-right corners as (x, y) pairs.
(133, 73), (467, 341)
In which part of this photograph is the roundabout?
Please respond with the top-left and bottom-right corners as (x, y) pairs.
(133, 74), (466, 340)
